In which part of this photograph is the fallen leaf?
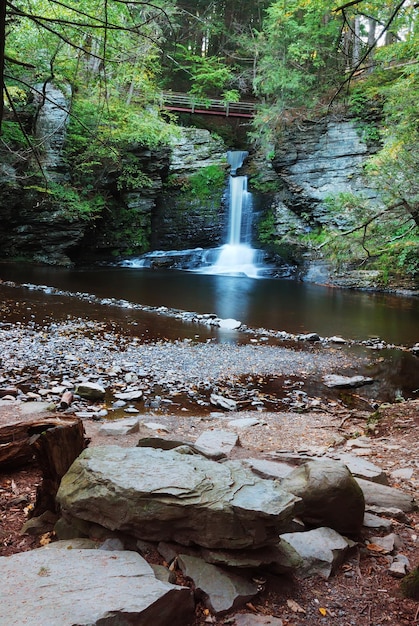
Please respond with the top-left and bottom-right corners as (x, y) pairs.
(366, 543), (387, 553)
(39, 532), (52, 546)
(287, 599), (306, 614)
(319, 607), (327, 616)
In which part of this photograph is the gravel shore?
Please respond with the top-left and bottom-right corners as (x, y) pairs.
(1, 318), (361, 386)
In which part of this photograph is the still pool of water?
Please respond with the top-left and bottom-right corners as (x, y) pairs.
(1, 263), (418, 345)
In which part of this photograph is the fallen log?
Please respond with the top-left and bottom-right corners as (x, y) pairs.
(0, 416), (88, 515)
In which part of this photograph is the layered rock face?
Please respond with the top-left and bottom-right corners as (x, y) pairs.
(151, 128), (228, 250)
(271, 118), (379, 224)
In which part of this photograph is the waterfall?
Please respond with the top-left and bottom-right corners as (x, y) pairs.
(120, 149), (272, 277)
(199, 150), (264, 278)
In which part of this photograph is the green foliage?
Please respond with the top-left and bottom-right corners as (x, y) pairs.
(49, 184), (107, 221)
(103, 204), (151, 256)
(117, 155), (153, 192)
(184, 165), (225, 200)
(302, 191), (419, 282)
(221, 90), (240, 104)
(173, 44), (236, 99)
(65, 95), (176, 192)
(348, 87), (382, 145)
(254, 0), (342, 105)
(258, 210), (277, 245)
(0, 121), (26, 146)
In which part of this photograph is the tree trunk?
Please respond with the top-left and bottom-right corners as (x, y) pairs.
(0, 0), (7, 133)
(0, 416), (88, 515)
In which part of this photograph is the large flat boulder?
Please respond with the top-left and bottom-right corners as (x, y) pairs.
(0, 546), (194, 626)
(57, 446), (299, 550)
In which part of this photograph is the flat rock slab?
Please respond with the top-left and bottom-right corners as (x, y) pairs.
(323, 374), (374, 388)
(356, 477), (415, 512)
(279, 527), (356, 579)
(57, 446), (299, 550)
(233, 616), (284, 626)
(75, 382), (106, 400)
(329, 452), (389, 484)
(178, 554), (258, 615)
(194, 429), (239, 459)
(244, 458), (295, 481)
(228, 417), (262, 429)
(0, 547), (194, 626)
(99, 417), (140, 436)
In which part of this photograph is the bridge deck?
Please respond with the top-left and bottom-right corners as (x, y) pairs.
(160, 92), (255, 118)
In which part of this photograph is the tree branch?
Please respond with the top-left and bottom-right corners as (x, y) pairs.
(317, 202), (406, 249)
(330, 0), (408, 106)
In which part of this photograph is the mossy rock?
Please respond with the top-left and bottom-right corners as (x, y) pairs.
(400, 567), (419, 600)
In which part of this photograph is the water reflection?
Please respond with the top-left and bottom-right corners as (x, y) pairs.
(0, 263), (418, 345)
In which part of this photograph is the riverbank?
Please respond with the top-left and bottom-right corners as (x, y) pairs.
(1, 372), (418, 626)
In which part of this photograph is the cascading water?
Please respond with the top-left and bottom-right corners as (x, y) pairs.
(120, 149), (271, 277)
(198, 150), (266, 278)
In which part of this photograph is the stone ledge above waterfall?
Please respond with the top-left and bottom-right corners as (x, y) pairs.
(169, 127), (227, 174)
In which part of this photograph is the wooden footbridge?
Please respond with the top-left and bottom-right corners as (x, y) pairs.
(160, 92), (256, 118)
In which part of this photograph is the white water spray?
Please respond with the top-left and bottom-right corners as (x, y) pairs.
(199, 150), (264, 278)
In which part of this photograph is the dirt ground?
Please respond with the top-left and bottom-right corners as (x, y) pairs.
(1, 399), (418, 626)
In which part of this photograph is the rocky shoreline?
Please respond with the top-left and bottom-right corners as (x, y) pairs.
(1, 300), (418, 625)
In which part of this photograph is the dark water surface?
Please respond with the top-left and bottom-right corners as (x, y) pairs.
(1, 263), (418, 345)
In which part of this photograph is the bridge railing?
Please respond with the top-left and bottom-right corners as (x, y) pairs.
(160, 92), (256, 118)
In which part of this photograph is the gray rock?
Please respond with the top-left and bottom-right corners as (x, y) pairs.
(143, 421), (171, 432)
(356, 478), (415, 512)
(233, 616), (283, 626)
(75, 382), (106, 400)
(218, 318), (242, 330)
(99, 417), (139, 436)
(363, 512), (393, 530)
(137, 437), (192, 450)
(178, 554), (258, 615)
(389, 554), (410, 577)
(279, 527), (356, 578)
(194, 429), (239, 459)
(244, 458), (294, 481)
(390, 467), (414, 481)
(210, 394), (238, 411)
(323, 374), (374, 389)
(114, 389), (143, 401)
(228, 417), (262, 429)
(328, 336), (347, 344)
(200, 544), (295, 574)
(365, 505), (409, 521)
(389, 560), (409, 577)
(19, 401), (55, 414)
(98, 537), (125, 551)
(57, 446), (300, 550)
(151, 564), (177, 584)
(0, 547), (194, 626)
(368, 533), (402, 554)
(298, 333), (320, 342)
(280, 459), (365, 534)
(329, 452), (389, 484)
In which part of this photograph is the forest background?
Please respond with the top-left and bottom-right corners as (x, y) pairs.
(1, 0), (418, 285)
